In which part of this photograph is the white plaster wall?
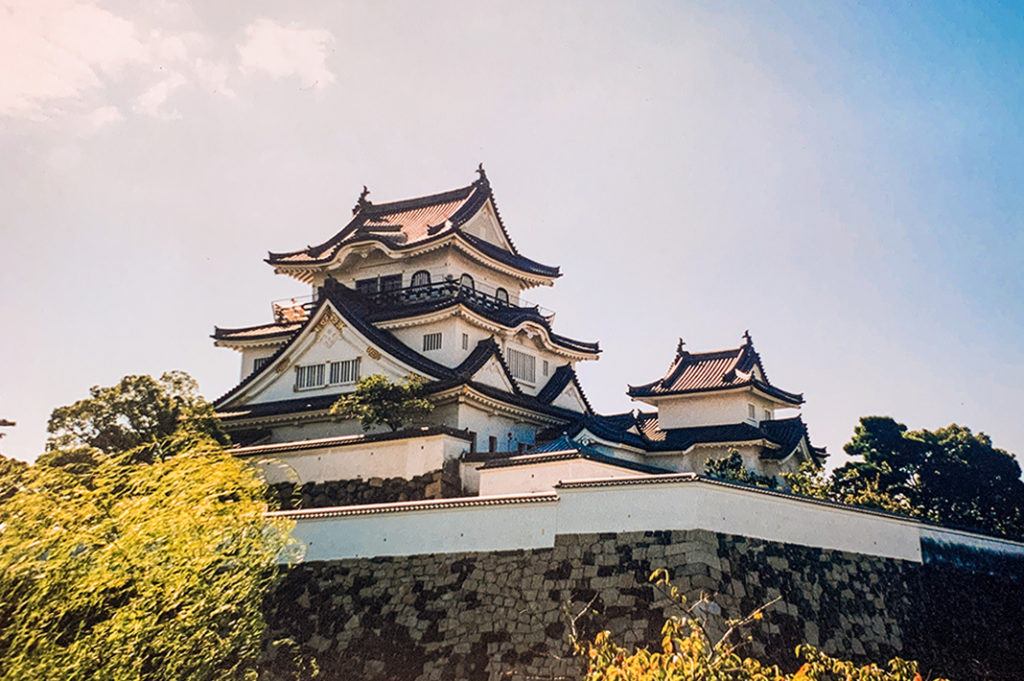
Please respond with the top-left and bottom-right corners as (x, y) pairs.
(249, 433), (468, 484)
(390, 318), (479, 369)
(655, 392), (783, 429)
(274, 477), (980, 564)
(555, 480), (923, 562)
(290, 496), (558, 560)
(453, 402), (540, 453)
(478, 459), (647, 495)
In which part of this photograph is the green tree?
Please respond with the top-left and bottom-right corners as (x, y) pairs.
(832, 416), (1024, 537)
(44, 371), (228, 464)
(330, 373), (434, 432)
(0, 429), (299, 681)
(0, 372), (311, 680)
(704, 450), (778, 489)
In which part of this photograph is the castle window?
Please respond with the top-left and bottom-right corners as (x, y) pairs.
(423, 332), (442, 352)
(380, 274), (402, 292)
(488, 436), (497, 452)
(462, 333), (469, 350)
(295, 364), (325, 390)
(495, 287), (509, 305)
(763, 409), (771, 422)
(329, 358), (360, 384)
(411, 270), (430, 288)
(542, 360), (549, 377)
(459, 274), (475, 292)
(506, 348), (536, 383)
(747, 403), (756, 420)
(253, 356), (273, 373)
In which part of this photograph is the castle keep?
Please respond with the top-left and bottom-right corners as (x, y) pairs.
(213, 167), (822, 500)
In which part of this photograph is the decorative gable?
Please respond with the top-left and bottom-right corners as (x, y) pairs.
(470, 354), (518, 393)
(220, 301), (442, 408)
(549, 380), (590, 414)
(458, 200), (513, 251)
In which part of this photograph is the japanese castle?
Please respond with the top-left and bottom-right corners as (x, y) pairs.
(212, 167), (824, 502)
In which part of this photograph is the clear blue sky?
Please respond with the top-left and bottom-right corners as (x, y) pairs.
(1, 1), (1022, 467)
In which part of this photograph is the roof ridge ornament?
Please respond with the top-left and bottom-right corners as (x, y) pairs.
(353, 185), (371, 215)
(743, 329), (753, 345)
(476, 162), (489, 185)
(676, 338), (687, 357)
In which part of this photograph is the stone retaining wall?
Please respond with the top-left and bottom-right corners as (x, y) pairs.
(263, 530), (1024, 681)
(270, 468), (461, 510)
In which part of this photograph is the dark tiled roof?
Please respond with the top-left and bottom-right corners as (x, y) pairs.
(231, 425), (473, 456)
(212, 321), (303, 341)
(636, 414), (769, 450)
(551, 409), (825, 463)
(550, 412), (649, 451)
(217, 393), (342, 421)
(365, 292), (599, 355)
(266, 170), (560, 278)
(480, 438), (672, 475)
(627, 333), (802, 405)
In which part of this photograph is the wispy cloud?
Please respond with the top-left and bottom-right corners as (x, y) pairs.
(237, 19), (335, 89)
(0, 0), (145, 118)
(0, 1), (334, 130)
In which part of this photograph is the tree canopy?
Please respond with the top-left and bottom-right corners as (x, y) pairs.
(330, 373), (434, 432)
(832, 416), (1024, 538)
(44, 371), (228, 462)
(704, 415), (1024, 539)
(0, 372), (303, 681)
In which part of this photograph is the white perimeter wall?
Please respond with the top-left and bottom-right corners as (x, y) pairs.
(247, 433), (468, 484)
(272, 476), (1024, 564)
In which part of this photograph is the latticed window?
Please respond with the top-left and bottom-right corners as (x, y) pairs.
(423, 332), (442, 351)
(295, 364), (325, 389)
(253, 356), (273, 372)
(329, 358), (360, 384)
(506, 348), (536, 383)
(411, 270), (431, 288)
(495, 287), (509, 305)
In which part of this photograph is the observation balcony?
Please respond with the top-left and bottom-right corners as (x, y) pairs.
(271, 281), (555, 326)
(361, 280), (555, 322)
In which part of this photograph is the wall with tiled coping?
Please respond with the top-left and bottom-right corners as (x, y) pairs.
(262, 475), (1024, 681)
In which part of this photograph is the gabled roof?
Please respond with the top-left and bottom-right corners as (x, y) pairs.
(636, 412), (825, 463)
(212, 320), (303, 343)
(214, 303), (591, 425)
(627, 332), (803, 405)
(213, 279), (455, 410)
(365, 291), (600, 356)
(266, 167), (560, 279)
(536, 364), (595, 414)
(548, 410), (826, 465)
(480, 436), (672, 475)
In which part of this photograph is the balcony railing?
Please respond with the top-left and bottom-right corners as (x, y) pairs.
(364, 281), (555, 321)
(270, 281), (555, 325)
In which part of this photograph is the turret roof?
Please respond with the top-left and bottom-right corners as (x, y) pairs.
(266, 167), (560, 278)
(627, 332), (803, 405)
